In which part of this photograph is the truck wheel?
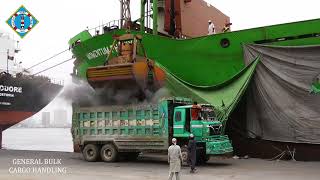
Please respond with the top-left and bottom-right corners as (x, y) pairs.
(100, 144), (118, 162)
(181, 146), (189, 166)
(83, 144), (100, 162)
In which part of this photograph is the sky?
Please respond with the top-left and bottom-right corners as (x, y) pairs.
(0, 0), (319, 121)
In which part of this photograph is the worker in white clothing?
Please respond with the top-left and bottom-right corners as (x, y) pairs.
(168, 138), (182, 180)
(208, 20), (215, 35)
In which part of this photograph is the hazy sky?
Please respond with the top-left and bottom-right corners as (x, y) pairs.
(0, 0), (319, 80)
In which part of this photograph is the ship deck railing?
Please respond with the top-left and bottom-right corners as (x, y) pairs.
(87, 19), (124, 36)
(87, 9), (157, 36)
(86, 17), (189, 40)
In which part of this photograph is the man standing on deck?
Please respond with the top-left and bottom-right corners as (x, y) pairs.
(208, 20), (215, 35)
(168, 138), (182, 180)
(188, 134), (197, 173)
(223, 22), (232, 33)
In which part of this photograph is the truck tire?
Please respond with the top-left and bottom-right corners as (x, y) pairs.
(83, 144), (100, 162)
(100, 144), (119, 162)
(181, 146), (189, 166)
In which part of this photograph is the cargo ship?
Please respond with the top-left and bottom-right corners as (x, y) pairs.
(69, 0), (320, 160)
(0, 32), (63, 148)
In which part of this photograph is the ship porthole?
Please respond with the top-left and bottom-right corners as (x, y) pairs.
(220, 38), (230, 48)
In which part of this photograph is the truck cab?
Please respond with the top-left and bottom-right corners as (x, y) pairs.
(172, 103), (233, 161)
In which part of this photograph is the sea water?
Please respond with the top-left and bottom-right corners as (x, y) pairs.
(2, 128), (73, 152)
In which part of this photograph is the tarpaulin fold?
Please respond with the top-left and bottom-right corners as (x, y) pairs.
(244, 44), (320, 144)
(157, 58), (259, 132)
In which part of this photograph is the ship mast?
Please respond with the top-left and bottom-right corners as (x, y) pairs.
(119, 0), (158, 35)
(119, 0), (132, 29)
(140, 0), (158, 35)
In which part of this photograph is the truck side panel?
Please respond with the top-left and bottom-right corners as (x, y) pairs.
(74, 104), (169, 152)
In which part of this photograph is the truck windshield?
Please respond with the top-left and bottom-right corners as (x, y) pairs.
(201, 107), (215, 121)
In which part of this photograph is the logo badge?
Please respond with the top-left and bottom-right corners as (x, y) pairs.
(6, 5), (39, 38)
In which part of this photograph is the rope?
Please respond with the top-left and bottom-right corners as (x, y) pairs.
(26, 48), (69, 70)
(32, 57), (73, 76)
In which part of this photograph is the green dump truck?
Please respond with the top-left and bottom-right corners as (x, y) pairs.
(71, 97), (233, 163)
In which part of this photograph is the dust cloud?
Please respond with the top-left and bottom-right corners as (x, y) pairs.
(59, 78), (171, 107)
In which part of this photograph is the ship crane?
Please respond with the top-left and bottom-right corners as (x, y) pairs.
(119, 0), (132, 29)
(119, 0), (158, 35)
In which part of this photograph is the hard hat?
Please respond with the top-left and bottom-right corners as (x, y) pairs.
(189, 134), (194, 138)
(172, 138), (177, 143)
(208, 20), (212, 23)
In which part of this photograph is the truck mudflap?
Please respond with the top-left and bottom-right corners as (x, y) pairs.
(205, 135), (233, 155)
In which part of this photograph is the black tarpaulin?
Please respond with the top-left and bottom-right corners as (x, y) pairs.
(244, 44), (320, 144)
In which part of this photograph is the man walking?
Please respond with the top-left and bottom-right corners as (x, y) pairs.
(188, 134), (197, 173)
(168, 138), (182, 180)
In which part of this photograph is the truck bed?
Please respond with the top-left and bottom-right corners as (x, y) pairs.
(73, 103), (169, 152)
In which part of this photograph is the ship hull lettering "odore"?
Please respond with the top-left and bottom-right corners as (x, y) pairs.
(0, 85), (23, 93)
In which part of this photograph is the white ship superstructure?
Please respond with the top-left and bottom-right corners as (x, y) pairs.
(0, 32), (23, 75)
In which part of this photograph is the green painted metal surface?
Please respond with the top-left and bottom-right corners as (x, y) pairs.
(70, 19), (320, 87)
(69, 18), (320, 143)
(206, 136), (233, 155)
(75, 103), (164, 137)
(68, 30), (92, 46)
(171, 102), (233, 154)
(163, 58), (259, 133)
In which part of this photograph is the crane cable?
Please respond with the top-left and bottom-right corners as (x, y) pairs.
(26, 48), (69, 70)
(32, 57), (74, 76)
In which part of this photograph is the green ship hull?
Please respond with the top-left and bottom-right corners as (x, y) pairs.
(70, 18), (320, 87)
(69, 18), (320, 121)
